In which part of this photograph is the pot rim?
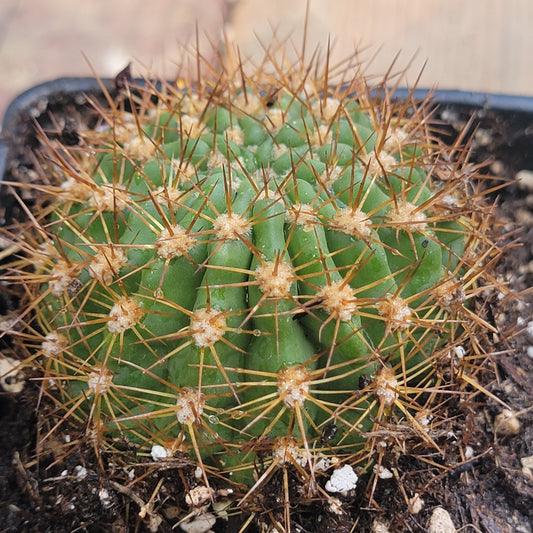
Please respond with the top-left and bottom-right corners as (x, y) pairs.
(0, 77), (117, 185)
(390, 88), (533, 113)
(1, 77), (532, 183)
(1, 77), (116, 135)
(3, 77), (533, 132)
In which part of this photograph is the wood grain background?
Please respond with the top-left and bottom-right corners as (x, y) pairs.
(0, 0), (531, 119)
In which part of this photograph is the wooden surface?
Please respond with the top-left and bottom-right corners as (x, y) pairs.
(0, 0), (532, 119)
(0, 0), (228, 118)
(229, 0), (533, 94)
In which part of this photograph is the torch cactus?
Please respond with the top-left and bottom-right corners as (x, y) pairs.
(2, 45), (502, 518)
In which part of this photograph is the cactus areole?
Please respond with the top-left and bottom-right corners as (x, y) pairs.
(4, 49), (502, 497)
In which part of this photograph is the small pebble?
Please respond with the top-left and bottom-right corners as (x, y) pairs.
(185, 486), (214, 508)
(517, 169), (533, 192)
(515, 208), (533, 227)
(428, 507), (456, 533)
(464, 446), (474, 460)
(521, 456), (533, 478)
(0, 357), (25, 393)
(494, 409), (521, 436)
(409, 493), (424, 514)
(372, 520), (391, 533)
(179, 512), (216, 533)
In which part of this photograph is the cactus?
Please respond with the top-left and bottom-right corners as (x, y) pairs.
(2, 44), (503, 528)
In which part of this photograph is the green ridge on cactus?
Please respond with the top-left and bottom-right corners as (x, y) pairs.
(7, 56), (497, 494)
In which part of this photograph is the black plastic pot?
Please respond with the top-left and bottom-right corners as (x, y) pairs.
(389, 88), (533, 178)
(0, 78), (122, 225)
(1, 78), (122, 209)
(1, 78), (532, 185)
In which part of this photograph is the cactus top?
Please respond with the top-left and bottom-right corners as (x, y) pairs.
(6, 59), (499, 493)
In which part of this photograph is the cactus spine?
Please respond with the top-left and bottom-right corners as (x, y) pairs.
(2, 43), (504, 529)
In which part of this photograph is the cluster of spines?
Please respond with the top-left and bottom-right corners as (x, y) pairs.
(0, 50), (503, 514)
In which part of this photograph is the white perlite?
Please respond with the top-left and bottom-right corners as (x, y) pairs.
(408, 493), (424, 514)
(527, 346), (533, 360)
(325, 464), (358, 493)
(98, 488), (114, 509)
(74, 465), (88, 480)
(151, 445), (172, 461)
(374, 465), (394, 479)
(521, 455), (533, 478)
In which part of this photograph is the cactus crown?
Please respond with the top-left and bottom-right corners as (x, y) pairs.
(2, 42), (505, 530)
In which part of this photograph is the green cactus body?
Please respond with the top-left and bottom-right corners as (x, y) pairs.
(6, 58), (498, 496)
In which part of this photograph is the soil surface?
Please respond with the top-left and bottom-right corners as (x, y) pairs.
(0, 84), (532, 533)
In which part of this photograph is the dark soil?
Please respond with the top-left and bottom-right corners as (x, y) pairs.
(0, 83), (532, 533)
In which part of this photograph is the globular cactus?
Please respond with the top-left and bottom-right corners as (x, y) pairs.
(2, 44), (503, 526)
